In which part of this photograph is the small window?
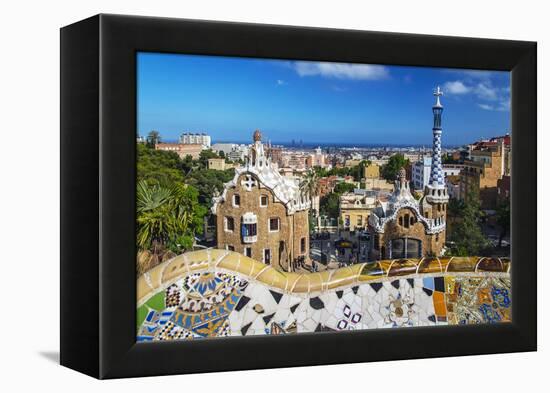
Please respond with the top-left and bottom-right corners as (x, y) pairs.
(242, 223), (257, 237)
(263, 249), (271, 264)
(404, 213), (410, 229)
(233, 194), (240, 207)
(226, 245), (235, 251)
(225, 216), (235, 232)
(357, 216), (362, 226)
(300, 237), (306, 254)
(399, 216), (403, 226)
(260, 195), (268, 207)
(244, 247), (252, 258)
(269, 217), (280, 232)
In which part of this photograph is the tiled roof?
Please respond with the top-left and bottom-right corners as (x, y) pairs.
(211, 140), (310, 214)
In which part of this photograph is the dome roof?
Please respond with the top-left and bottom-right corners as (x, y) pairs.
(253, 129), (262, 142)
(398, 167), (407, 182)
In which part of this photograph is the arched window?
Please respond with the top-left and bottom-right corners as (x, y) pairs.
(404, 213), (410, 228)
(399, 216), (403, 226)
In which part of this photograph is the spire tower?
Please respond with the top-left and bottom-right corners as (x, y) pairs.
(429, 86), (445, 186)
(424, 86), (449, 205)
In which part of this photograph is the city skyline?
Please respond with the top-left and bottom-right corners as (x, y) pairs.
(137, 52), (510, 146)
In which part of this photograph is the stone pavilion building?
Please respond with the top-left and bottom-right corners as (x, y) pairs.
(211, 130), (311, 272)
(368, 87), (449, 260)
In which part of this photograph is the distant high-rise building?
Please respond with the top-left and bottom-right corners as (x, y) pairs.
(412, 156), (432, 190)
(179, 132), (211, 148)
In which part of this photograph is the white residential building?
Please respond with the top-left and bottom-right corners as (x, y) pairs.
(412, 157), (463, 191)
(412, 156), (432, 190)
(212, 143), (236, 155)
(227, 144), (249, 162)
(179, 132), (211, 147)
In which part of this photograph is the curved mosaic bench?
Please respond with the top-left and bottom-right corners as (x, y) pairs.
(137, 250), (511, 341)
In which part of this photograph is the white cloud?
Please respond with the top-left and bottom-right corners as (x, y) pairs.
(475, 83), (499, 101)
(276, 79), (287, 86)
(478, 103), (494, 111)
(292, 61), (389, 80)
(477, 100), (510, 112)
(442, 69), (497, 82)
(444, 77), (509, 112)
(443, 80), (471, 94)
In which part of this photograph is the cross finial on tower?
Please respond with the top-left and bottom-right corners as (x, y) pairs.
(433, 86), (443, 107)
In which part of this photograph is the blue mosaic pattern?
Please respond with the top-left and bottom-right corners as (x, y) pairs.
(430, 132), (444, 186)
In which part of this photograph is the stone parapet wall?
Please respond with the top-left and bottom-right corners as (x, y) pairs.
(137, 250), (511, 341)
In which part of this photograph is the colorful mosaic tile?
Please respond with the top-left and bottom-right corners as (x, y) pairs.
(136, 251), (511, 341)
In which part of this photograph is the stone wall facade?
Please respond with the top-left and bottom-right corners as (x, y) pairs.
(340, 207), (371, 231)
(370, 207), (445, 260)
(215, 173), (309, 271)
(460, 142), (506, 209)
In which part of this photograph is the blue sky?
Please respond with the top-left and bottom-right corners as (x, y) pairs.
(137, 52), (510, 146)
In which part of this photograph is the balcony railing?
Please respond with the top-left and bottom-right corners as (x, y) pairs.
(242, 235), (257, 244)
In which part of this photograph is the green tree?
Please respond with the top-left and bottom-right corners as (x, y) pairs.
(185, 168), (235, 206)
(136, 180), (206, 255)
(319, 193), (340, 218)
(355, 160), (372, 182)
(299, 170), (321, 212)
(314, 165), (354, 178)
(137, 143), (185, 186)
(381, 154), (410, 181)
(447, 197), (464, 217)
(198, 149), (221, 169)
(146, 130), (161, 147)
(447, 191), (489, 256)
(496, 198), (510, 247)
(180, 154), (196, 174)
(334, 182), (355, 194)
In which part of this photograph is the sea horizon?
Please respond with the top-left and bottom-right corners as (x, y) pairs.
(154, 138), (463, 150)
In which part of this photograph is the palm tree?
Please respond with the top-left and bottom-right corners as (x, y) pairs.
(300, 169), (321, 214)
(146, 130), (161, 148)
(136, 180), (175, 254)
(136, 180), (207, 259)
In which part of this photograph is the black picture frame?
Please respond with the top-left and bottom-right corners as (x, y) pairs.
(60, 14), (537, 379)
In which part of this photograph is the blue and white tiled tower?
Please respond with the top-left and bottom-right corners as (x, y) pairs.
(430, 86), (445, 186)
(424, 86), (449, 205)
